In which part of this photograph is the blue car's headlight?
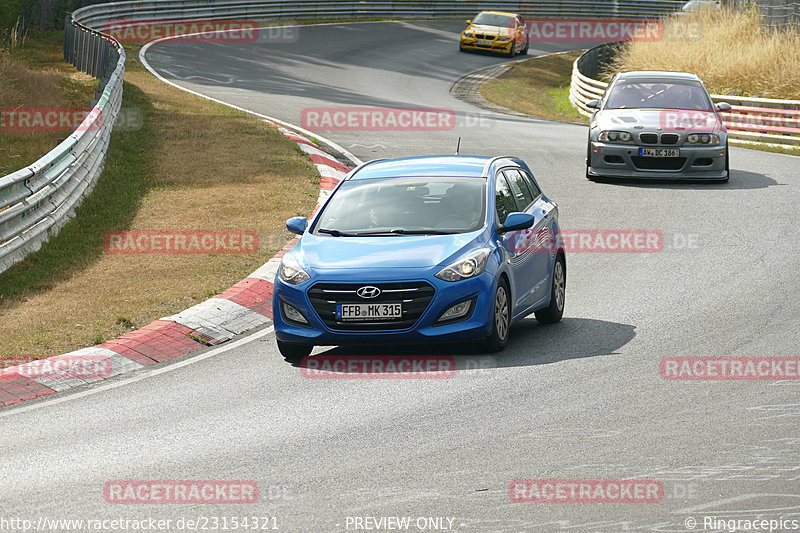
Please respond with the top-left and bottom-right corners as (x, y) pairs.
(279, 254), (310, 285)
(435, 248), (490, 282)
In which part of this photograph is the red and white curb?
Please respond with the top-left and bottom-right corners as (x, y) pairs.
(0, 123), (353, 408)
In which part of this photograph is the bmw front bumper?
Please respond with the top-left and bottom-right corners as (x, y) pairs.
(460, 37), (513, 53)
(588, 141), (728, 180)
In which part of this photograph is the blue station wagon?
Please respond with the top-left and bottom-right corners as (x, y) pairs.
(272, 155), (566, 359)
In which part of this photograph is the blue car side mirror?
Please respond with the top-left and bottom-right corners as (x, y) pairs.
(498, 212), (535, 234)
(286, 216), (308, 235)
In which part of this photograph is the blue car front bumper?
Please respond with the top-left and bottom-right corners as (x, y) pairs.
(273, 268), (497, 347)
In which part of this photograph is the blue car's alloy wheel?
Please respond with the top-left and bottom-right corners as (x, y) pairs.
(495, 285), (510, 340)
(483, 279), (510, 352)
(535, 254), (566, 324)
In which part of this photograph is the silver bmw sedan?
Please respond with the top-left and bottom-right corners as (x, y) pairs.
(586, 71), (731, 182)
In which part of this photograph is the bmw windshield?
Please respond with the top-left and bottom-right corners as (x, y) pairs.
(313, 177), (486, 236)
(605, 80), (714, 110)
(472, 13), (514, 27)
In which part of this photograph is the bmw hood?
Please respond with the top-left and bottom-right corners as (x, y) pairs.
(593, 108), (725, 134)
(468, 24), (512, 36)
(296, 233), (484, 270)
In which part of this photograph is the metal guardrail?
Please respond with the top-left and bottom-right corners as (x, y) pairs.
(0, 0), (688, 275)
(729, 0), (800, 31)
(71, 1), (688, 28)
(569, 43), (800, 147)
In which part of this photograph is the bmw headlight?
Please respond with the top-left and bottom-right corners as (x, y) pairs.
(463, 31), (473, 38)
(686, 133), (719, 144)
(279, 254), (310, 285)
(598, 130), (632, 142)
(497, 36), (511, 41)
(435, 248), (490, 282)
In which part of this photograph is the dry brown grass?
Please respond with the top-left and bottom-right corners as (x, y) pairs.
(0, 33), (97, 175)
(0, 40), (319, 358)
(0, 57), (70, 175)
(607, 7), (800, 99)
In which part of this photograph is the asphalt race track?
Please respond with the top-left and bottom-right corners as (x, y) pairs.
(2, 21), (800, 532)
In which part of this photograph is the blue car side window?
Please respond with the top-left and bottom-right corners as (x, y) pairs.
(519, 170), (541, 199)
(503, 169), (534, 210)
(495, 174), (517, 225)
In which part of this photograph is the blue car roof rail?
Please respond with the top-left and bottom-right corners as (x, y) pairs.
(482, 155), (522, 177)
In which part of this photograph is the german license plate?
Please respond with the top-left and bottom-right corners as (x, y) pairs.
(639, 148), (679, 158)
(476, 39), (492, 45)
(336, 303), (402, 321)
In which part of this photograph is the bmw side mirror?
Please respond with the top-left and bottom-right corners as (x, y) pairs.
(587, 100), (600, 110)
(465, 19), (471, 24)
(286, 216), (308, 235)
(498, 212), (535, 234)
(716, 102), (732, 112)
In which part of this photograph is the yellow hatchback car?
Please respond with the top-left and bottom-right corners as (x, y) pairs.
(459, 11), (529, 57)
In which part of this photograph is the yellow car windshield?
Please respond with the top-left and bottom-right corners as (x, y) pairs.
(472, 13), (514, 27)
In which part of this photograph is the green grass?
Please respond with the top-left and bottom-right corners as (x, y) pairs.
(481, 51), (589, 124)
(731, 141), (800, 157)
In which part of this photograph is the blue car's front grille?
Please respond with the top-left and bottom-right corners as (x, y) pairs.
(308, 282), (435, 331)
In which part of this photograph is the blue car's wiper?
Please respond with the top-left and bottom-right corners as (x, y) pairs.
(317, 228), (362, 237)
(319, 228), (458, 237)
(388, 229), (458, 235)
(352, 229), (458, 236)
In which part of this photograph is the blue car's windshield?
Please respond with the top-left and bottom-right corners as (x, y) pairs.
(605, 80), (713, 110)
(472, 13), (515, 27)
(314, 177), (486, 236)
